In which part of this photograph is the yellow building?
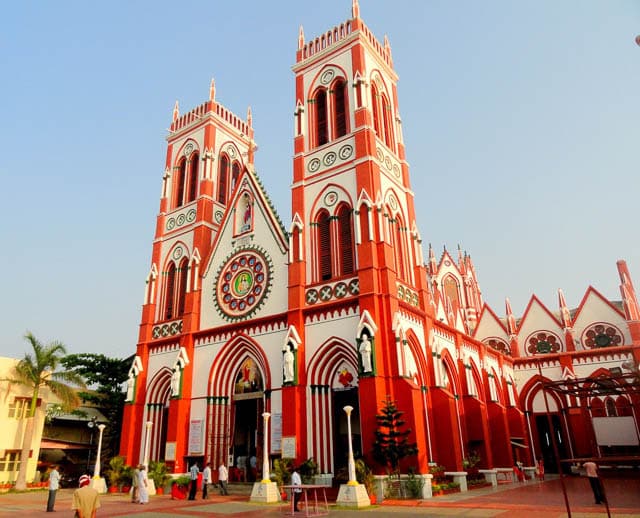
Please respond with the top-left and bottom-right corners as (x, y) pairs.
(0, 357), (51, 484)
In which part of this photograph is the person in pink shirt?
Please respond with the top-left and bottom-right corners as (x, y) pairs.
(583, 461), (605, 504)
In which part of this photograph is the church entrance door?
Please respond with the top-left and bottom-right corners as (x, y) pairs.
(332, 387), (360, 475)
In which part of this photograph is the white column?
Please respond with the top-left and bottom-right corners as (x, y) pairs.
(344, 405), (357, 485)
(143, 420), (153, 468)
(261, 412), (270, 482)
(93, 424), (106, 479)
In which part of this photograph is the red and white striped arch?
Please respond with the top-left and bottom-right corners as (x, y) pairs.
(142, 367), (172, 464)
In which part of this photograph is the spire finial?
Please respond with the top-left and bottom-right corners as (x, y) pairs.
(172, 100), (180, 122)
(352, 0), (360, 19)
(298, 25), (305, 50)
(247, 106), (252, 127)
(209, 78), (216, 102)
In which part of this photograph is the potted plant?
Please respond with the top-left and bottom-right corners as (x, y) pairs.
(272, 458), (292, 500)
(298, 458), (318, 484)
(121, 464), (133, 493)
(106, 456), (127, 493)
(171, 475), (191, 500)
(148, 461), (171, 495)
(355, 459), (376, 503)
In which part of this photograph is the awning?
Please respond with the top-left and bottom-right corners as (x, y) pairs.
(510, 440), (529, 449)
(40, 439), (88, 450)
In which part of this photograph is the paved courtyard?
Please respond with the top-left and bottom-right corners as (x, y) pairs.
(1, 473), (639, 517)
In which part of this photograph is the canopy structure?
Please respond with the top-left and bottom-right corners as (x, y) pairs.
(542, 370), (640, 398)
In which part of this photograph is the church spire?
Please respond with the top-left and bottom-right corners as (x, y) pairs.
(505, 298), (517, 336)
(209, 78), (216, 102)
(172, 100), (180, 122)
(352, 0), (360, 19)
(298, 25), (305, 50)
(247, 106), (253, 127)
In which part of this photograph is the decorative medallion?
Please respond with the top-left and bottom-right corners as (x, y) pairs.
(308, 158), (321, 173)
(227, 145), (236, 158)
(172, 247), (183, 260)
(166, 218), (176, 231)
(388, 194), (397, 210)
(338, 144), (353, 160)
(214, 210), (223, 223)
(214, 248), (272, 321)
(176, 214), (186, 226)
(392, 164), (401, 178)
(338, 367), (354, 387)
(582, 323), (623, 349)
(376, 147), (384, 162)
(324, 191), (338, 207)
(526, 332), (562, 355)
(323, 151), (337, 166)
(384, 156), (392, 170)
(186, 209), (196, 222)
(333, 282), (347, 298)
(184, 142), (194, 156)
(444, 260), (451, 267)
(320, 69), (335, 85)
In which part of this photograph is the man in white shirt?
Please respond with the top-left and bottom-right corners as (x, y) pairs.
(218, 463), (229, 495)
(291, 467), (302, 512)
(47, 465), (60, 512)
(202, 463), (211, 499)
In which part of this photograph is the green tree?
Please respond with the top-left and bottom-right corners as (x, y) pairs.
(4, 332), (85, 490)
(61, 353), (129, 459)
(371, 396), (418, 477)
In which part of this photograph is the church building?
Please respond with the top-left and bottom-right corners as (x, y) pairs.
(120, 1), (640, 484)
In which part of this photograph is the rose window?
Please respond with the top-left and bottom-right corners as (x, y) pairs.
(582, 323), (622, 349)
(215, 249), (271, 320)
(484, 338), (511, 355)
(527, 332), (561, 355)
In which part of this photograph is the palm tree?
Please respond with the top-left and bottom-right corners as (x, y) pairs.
(5, 332), (85, 490)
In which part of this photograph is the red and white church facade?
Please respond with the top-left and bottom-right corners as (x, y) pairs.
(120, 1), (640, 482)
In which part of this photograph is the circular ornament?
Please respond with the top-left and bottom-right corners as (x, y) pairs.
(392, 164), (401, 178)
(166, 218), (176, 231)
(324, 191), (338, 207)
(583, 323), (622, 349)
(214, 211), (223, 223)
(215, 249), (271, 319)
(227, 146), (236, 158)
(186, 209), (196, 222)
(173, 247), (183, 260)
(308, 158), (321, 173)
(177, 214), (186, 226)
(184, 142), (194, 156)
(388, 195), (397, 210)
(320, 69), (335, 85)
(323, 152), (337, 166)
(338, 145), (353, 160)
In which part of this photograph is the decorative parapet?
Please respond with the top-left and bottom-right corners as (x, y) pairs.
(165, 204), (197, 232)
(152, 319), (183, 339)
(305, 277), (359, 305)
(397, 282), (420, 308)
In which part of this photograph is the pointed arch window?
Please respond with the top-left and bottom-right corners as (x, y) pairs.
(174, 158), (187, 208)
(333, 79), (348, 138)
(392, 217), (407, 281)
(317, 210), (332, 281)
(371, 83), (382, 139)
(231, 161), (241, 194)
(381, 93), (394, 150)
(315, 89), (328, 147)
(442, 276), (461, 308)
(605, 397), (618, 417)
(176, 258), (189, 316)
(337, 204), (354, 276)
(217, 154), (230, 204)
(187, 153), (199, 203)
(164, 263), (176, 320)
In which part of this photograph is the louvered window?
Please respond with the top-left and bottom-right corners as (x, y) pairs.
(338, 206), (354, 275)
(175, 158), (186, 208)
(217, 155), (229, 204)
(334, 80), (347, 138)
(316, 90), (328, 146)
(318, 211), (332, 280)
(187, 153), (198, 202)
(164, 263), (176, 320)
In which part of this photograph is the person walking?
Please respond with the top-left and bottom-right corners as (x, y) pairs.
(536, 458), (545, 481)
(46, 465), (60, 512)
(137, 465), (149, 504)
(131, 464), (140, 503)
(583, 461), (605, 504)
(218, 462), (229, 495)
(72, 474), (101, 518)
(291, 466), (302, 512)
(202, 463), (211, 499)
(188, 462), (199, 500)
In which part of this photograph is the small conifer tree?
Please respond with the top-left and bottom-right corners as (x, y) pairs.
(371, 396), (418, 478)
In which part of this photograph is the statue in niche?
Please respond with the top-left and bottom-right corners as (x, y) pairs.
(283, 344), (295, 383)
(359, 335), (372, 373)
(126, 374), (135, 402)
(171, 367), (181, 397)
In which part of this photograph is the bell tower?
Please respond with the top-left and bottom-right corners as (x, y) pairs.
(286, 0), (432, 473)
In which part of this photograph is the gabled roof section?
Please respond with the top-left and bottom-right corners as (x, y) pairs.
(473, 304), (509, 340)
(519, 294), (563, 329)
(572, 285), (626, 323)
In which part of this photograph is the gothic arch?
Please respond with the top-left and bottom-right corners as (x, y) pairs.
(307, 338), (359, 474)
(143, 367), (172, 463)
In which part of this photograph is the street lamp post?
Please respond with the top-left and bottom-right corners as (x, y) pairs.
(343, 406), (357, 485)
(86, 417), (96, 472)
(143, 421), (153, 468)
(261, 412), (271, 483)
(93, 424), (106, 479)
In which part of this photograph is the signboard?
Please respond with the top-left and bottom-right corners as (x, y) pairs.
(165, 442), (176, 461)
(281, 436), (296, 459)
(272, 413), (282, 452)
(188, 419), (204, 455)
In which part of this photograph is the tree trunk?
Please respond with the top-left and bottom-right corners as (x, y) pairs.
(15, 415), (36, 491)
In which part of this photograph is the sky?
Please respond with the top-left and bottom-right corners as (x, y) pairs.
(1, 1), (638, 360)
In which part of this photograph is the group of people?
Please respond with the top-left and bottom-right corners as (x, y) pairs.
(188, 461), (229, 500)
(45, 465), (100, 517)
(130, 464), (150, 504)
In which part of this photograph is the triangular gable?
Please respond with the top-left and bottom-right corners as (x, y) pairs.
(517, 295), (565, 351)
(437, 249), (463, 278)
(571, 286), (631, 348)
(473, 304), (509, 340)
(572, 286), (625, 323)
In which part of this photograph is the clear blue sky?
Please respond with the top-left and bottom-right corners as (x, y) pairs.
(1, 1), (638, 359)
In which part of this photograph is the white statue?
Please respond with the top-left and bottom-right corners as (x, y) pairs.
(171, 368), (181, 397)
(126, 374), (135, 402)
(359, 335), (372, 373)
(283, 345), (295, 383)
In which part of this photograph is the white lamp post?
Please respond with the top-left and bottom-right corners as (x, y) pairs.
(143, 420), (153, 468)
(336, 404), (369, 507)
(93, 424), (106, 479)
(343, 406), (357, 485)
(261, 412), (271, 483)
(250, 410), (279, 502)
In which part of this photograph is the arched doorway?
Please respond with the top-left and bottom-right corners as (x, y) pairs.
(231, 358), (264, 482)
(144, 368), (172, 463)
